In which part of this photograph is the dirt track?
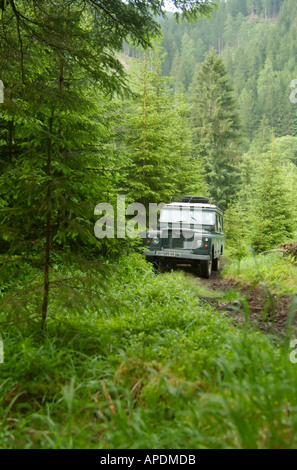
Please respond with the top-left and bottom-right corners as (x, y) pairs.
(195, 261), (297, 336)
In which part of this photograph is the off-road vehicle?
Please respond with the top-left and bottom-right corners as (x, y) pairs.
(145, 196), (224, 278)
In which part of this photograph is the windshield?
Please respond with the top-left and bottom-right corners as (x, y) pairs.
(159, 207), (215, 225)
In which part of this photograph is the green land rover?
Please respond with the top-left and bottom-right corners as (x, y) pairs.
(145, 196), (225, 279)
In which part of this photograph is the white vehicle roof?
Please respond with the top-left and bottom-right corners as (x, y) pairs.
(163, 202), (218, 210)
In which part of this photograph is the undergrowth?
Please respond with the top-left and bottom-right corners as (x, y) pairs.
(222, 251), (297, 295)
(0, 254), (297, 449)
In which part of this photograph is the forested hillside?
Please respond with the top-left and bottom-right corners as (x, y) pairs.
(121, 0), (297, 246)
(159, 0), (297, 251)
(1, 0), (297, 450)
(159, 0), (296, 140)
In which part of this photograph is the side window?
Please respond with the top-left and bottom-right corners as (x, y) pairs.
(217, 215), (222, 231)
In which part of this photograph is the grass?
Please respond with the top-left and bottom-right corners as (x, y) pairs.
(1, 254), (297, 448)
(222, 251), (297, 295)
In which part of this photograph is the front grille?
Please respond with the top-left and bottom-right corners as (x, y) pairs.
(161, 229), (194, 249)
(172, 237), (184, 249)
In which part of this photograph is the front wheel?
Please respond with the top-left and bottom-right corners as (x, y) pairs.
(212, 257), (221, 271)
(200, 257), (212, 279)
(146, 258), (162, 272)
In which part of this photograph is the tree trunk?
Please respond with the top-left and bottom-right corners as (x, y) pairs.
(41, 116), (53, 330)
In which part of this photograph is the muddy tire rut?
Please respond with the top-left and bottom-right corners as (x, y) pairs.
(195, 260), (297, 335)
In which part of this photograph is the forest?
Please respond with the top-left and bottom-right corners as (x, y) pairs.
(1, 0), (297, 450)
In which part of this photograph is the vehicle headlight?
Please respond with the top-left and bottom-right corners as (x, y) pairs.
(195, 239), (202, 248)
(152, 237), (159, 245)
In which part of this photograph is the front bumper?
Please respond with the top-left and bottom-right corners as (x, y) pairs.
(145, 250), (211, 261)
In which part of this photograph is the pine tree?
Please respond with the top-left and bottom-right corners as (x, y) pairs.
(0, 1), (217, 328)
(0, 53), (124, 328)
(251, 152), (294, 251)
(224, 13), (237, 49)
(0, 2), (143, 327)
(224, 198), (251, 259)
(170, 51), (186, 94)
(238, 86), (258, 140)
(190, 51), (242, 209)
(122, 48), (205, 209)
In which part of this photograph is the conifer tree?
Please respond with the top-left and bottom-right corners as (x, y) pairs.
(251, 152), (294, 251)
(0, 1), (216, 328)
(122, 47), (207, 209)
(238, 87), (258, 140)
(224, 198), (251, 259)
(190, 51), (242, 209)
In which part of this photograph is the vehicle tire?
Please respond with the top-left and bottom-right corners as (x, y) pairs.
(146, 258), (162, 272)
(200, 257), (212, 279)
(191, 262), (200, 276)
(212, 257), (221, 271)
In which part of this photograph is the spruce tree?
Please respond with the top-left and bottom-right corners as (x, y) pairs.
(122, 48), (205, 209)
(238, 86), (258, 140)
(0, 1), (216, 328)
(190, 50), (242, 209)
(251, 152), (294, 251)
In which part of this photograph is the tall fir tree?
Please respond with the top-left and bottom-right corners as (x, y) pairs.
(190, 51), (242, 209)
(0, 1), (216, 327)
(122, 48), (207, 209)
(251, 151), (294, 251)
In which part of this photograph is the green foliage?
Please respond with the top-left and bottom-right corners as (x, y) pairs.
(1, 255), (297, 448)
(222, 251), (297, 294)
(190, 50), (242, 209)
(0, 0), (218, 328)
(121, 47), (208, 208)
(224, 131), (297, 255)
(224, 200), (251, 259)
(159, 0), (297, 142)
(1, 0), (297, 451)
(273, 136), (297, 165)
(250, 152), (294, 251)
